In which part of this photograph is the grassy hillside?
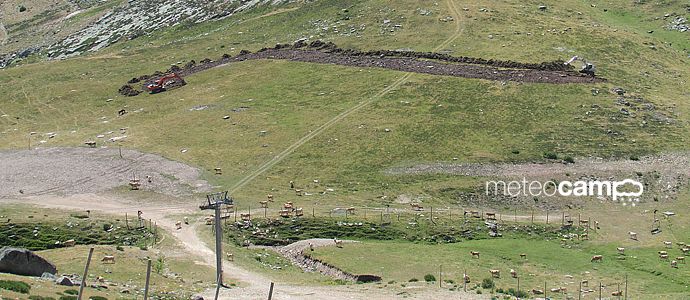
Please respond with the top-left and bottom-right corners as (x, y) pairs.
(1, 0), (688, 207)
(2, 1), (690, 298)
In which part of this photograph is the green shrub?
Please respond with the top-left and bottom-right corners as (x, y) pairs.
(116, 245), (124, 251)
(630, 155), (640, 161)
(481, 278), (494, 289)
(153, 256), (165, 274)
(408, 278), (419, 282)
(18, 5), (27, 12)
(0, 280), (30, 294)
(59, 296), (77, 300)
(89, 296), (108, 300)
(424, 274), (436, 282)
(543, 152), (558, 159)
(29, 296), (56, 300)
(563, 156), (575, 164)
(511, 150), (520, 154)
(64, 289), (78, 295)
(476, 289), (482, 294)
(507, 288), (528, 298)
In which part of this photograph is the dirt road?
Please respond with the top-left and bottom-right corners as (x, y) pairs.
(0, 148), (486, 299)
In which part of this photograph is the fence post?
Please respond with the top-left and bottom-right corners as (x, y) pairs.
(77, 247), (94, 300)
(144, 259), (152, 300)
(624, 274), (628, 300)
(267, 282), (275, 300)
(599, 281), (601, 300)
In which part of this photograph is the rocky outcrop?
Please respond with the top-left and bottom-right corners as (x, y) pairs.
(0, 247), (57, 277)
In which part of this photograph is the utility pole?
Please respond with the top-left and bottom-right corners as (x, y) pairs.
(200, 191), (233, 289)
(77, 247), (94, 300)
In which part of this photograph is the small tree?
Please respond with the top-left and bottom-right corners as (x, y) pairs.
(18, 5), (27, 12)
(424, 274), (436, 282)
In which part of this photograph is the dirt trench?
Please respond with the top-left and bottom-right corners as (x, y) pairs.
(120, 41), (604, 96)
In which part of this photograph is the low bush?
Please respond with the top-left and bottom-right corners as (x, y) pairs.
(0, 280), (30, 294)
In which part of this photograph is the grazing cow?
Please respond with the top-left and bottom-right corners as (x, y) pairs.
(664, 241), (673, 248)
(660, 254), (669, 260)
(118, 109), (127, 116)
(489, 269), (500, 278)
(279, 209), (290, 218)
(628, 231), (638, 240)
(580, 233), (589, 240)
(267, 194), (274, 202)
(284, 202), (294, 210)
(681, 248), (690, 255)
(346, 207), (356, 214)
(520, 253), (527, 259)
(309, 243), (314, 252)
(595, 220), (600, 229)
(205, 216), (214, 225)
(260, 201), (268, 208)
(463, 273), (470, 283)
(581, 279), (589, 287)
(214, 168), (222, 175)
(410, 203), (423, 211)
(84, 141), (96, 148)
(146, 175), (152, 183)
(591, 255), (603, 262)
(580, 220), (589, 226)
(659, 250), (668, 255)
(96, 276), (105, 283)
(184, 217), (189, 225)
(551, 287), (565, 293)
(289, 180), (294, 189)
(671, 260), (678, 268)
(617, 247), (625, 255)
(612, 291), (623, 296)
(295, 208), (304, 217)
(485, 212), (496, 220)
(175, 221), (182, 230)
(226, 253), (234, 261)
(510, 269), (517, 278)
(240, 213), (251, 221)
(334, 239), (344, 248)
(295, 189), (303, 196)
(101, 255), (115, 264)
(532, 289), (544, 295)
(63, 239), (76, 247)
(470, 251), (480, 259)
(676, 256), (685, 264)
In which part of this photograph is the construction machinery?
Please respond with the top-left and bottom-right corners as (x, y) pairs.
(565, 56), (596, 76)
(145, 73), (185, 94)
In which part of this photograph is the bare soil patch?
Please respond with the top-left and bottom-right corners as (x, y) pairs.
(0, 147), (211, 198)
(120, 41), (604, 96)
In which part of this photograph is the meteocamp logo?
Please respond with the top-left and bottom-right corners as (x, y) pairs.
(486, 178), (644, 201)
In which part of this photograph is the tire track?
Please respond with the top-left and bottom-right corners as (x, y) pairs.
(229, 0), (464, 193)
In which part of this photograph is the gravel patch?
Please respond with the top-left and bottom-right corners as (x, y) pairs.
(0, 147), (212, 198)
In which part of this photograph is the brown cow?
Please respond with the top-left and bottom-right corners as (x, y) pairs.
(591, 255), (603, 262)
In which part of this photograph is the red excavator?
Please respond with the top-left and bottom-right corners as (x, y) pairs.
(146, 73), (185, 94)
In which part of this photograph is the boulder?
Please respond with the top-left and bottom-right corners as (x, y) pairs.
(0, 247), (57, 277)
(56, 275), (80, 286)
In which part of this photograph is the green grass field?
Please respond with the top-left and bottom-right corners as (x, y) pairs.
(2, 0), (690, 298)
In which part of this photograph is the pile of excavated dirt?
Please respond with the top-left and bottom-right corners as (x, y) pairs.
(118, 84), (141, 96)
(120, 41), (604, 96)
